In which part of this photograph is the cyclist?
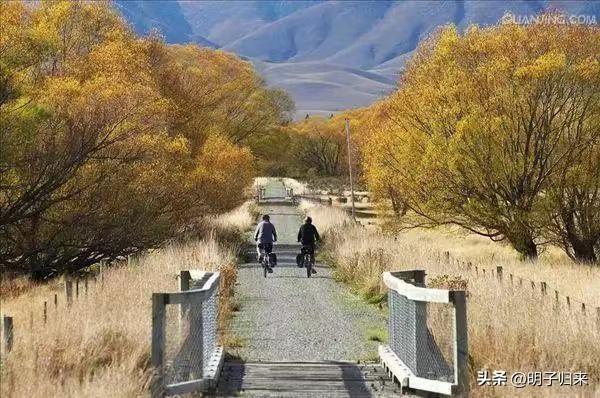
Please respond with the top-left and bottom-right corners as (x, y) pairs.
(254, 214), (277, 273)
(297, 216), (320, 274)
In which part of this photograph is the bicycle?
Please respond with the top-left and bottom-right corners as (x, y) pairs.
(300, 245), (315, 278)
(258, 243), (274, 278)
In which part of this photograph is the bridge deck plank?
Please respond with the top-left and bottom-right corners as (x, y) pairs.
(213, 361), (402, 397)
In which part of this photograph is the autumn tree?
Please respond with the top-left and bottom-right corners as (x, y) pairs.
(362, 102), (411, 216)
(364, 16), (600, 260)
(0, 1), (269, 277)
(543, 131), (600, 262)
(147, 42), (293, 155)
(290, 116), (345, 176)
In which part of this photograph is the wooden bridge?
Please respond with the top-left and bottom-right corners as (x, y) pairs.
(150, 179), (468, 397)
(214, 361), (399, 397)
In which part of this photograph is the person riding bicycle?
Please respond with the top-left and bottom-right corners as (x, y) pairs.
(255, 214), (277, 273)
(297, 216), (320, 274)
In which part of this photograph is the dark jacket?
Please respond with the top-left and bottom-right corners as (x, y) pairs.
(297, 223), (320, 245)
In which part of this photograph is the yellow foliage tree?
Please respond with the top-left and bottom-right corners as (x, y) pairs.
(363, 16), (600, 261)
(0, 1), (272, 276)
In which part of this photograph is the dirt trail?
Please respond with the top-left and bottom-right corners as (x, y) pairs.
(229, 179), (386, 362)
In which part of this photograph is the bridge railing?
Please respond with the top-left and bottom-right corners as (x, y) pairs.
(255, 186), (265, 202)
(151, 271), (224, 397)
(379, 270), (468, 397)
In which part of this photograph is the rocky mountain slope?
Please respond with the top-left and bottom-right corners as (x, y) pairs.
(116, 1), (600, 116)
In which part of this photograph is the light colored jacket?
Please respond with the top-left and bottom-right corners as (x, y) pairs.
(255, 221), (277, 243)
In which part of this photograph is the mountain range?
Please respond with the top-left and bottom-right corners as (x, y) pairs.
(115, 1), (600, 117)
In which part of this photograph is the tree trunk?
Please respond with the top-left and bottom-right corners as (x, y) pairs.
(507, 229), (538, 260)
(388, 187), (408, 217)
(560, 209), (599, 263)
(570, 238), (598, 263)
(521, 238), (538, 260)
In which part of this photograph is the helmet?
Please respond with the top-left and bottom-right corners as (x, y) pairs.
(305, 216), (312, 223)
(262, 214), (270, 221)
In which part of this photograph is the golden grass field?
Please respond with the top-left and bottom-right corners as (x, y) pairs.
(0, 203), (253, 398)
(300, 199), (600, 397)
(1, 187), (598, 398)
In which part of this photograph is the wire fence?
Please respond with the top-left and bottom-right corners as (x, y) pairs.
(438, 251), (600, 328)
(389, 289), (455, 383)
(0, 256), (140, 354)
(151, 270), (223, 398)
(381, 270), (468, 396)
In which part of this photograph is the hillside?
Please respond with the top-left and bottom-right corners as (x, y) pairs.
(117, 1), (600, 116)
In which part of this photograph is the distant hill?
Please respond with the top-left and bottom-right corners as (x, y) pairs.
(116, 1), (600, 117)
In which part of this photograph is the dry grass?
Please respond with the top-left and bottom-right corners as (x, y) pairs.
(311, 203), (599, 397)
(0, 277), (40, 301)
(383, 226), (600, 307)
(0, 204), (251, 398)
(298, 199), (352, 234)
(210, 201), (254, 232)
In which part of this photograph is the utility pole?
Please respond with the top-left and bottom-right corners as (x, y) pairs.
(345, 118), (356, 221)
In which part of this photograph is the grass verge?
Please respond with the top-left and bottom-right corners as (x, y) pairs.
(0, 203), (253, 397)
(310, 202), (600, 397)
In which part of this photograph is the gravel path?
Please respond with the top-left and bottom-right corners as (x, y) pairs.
(229, 180), (387, 362)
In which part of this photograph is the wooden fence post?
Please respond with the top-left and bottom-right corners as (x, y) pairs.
(541, 282), (547, 295)
(65, 279), (73, 306)
(566, 296), (571, 310)
(100, 260), (104, 284)
(452, 291), (469, 395)
(85, 278), (89, 297)
(54, 294), (58, 309)
(444, 251), (450, 264)
(581, 303), (586, 314)
(496, 266), (503, 281)
(151, 293), (167, 398)
(43, 301), (47, 324)
(179, 270), (191, 319)
(3, 316), (13, 353)
(509, 273), (513, 285)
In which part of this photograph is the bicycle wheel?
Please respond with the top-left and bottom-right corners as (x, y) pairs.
(305, 255), (311, 278)
(262, 254), (268, 278)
